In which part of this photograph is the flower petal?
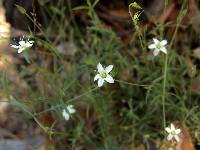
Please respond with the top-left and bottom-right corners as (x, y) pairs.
(174, 135), (180, 142)
(69, 109), (76, 114)
(11, 44), (19, 49)
(25, 42), (33, 47)
(170, 123), (175, 131)
(64, 113), (70, 120)
(153, 49), (160, 56)
(167, 134), (173, 141)
(18, 48), (24, 53)
(160, 47), (167, 54)
(68, 105), (76, 114)
(62, 109), (67, 116)
(153, 38), (160, 44)
(19, 41), (26, 46)
(98, 78), (104, 87)
(105, 75), (114, 83)
(105, 65), (113, 73)
(28, 40), (34, 44)
(160, 40), (167, 46)
(94, 74), (101, 81)
(175, 129), (181, 134)
(97, 63), (104, 74)
(165, 127), (171, 133)
(62, 110), (70, 120)
(148, 44), (156, 49)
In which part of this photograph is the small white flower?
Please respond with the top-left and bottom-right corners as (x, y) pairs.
(165, 123), (181, 142)
(94, 63), (114, 87)
(148, 38), (167, 56)
(62, 105), (76, 121)
(62, 109), (70, 121)
(11, 38), (34, 53)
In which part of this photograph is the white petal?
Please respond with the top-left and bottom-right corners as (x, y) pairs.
(25, 42), (33, 47)
(148, 44), (156, 49)
(167, 134), (173, 141)
(11, 44), (19, 49)
(62, 110), (70, 120)
(170, 123), (175, 131)
(105, 65), (113, 73)
(19, 41), (26, 46)
(98, 78), (104, 87)
(160, 47), (167, 54)
(175, 129), (181, 134)
(105, 75), (114, 83)
(160, 40), (167, 46)
(70, 109), (76, 114)
(67, 105), (76, 114)
(64, 113), (70, 120)
(62, 109), (67, 116)
(18, 48), (24, 53)
(69, 108), (75, 114)
(97, 63), (104, 74)
(94, 74), (101, 81)
(153, 49), (160, 56)
(28, 40), (34, 44)
(153, 38), (160, 44)
(165, 127), (171, 133)
(174, 135), (180, 142)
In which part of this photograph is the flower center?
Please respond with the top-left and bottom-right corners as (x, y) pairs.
(156, 44), (161, 49)
(101, 72), (107, 78)
(171, 131), (176, 135)
(20, 43), (29, 49)
(22, 45), (27, 49)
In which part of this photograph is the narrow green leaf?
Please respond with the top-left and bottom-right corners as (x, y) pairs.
(1, 70), (9, 98)
(93, 0), (100, 7)
(72, 6), (88, 11)
(15, 5), (27, 14)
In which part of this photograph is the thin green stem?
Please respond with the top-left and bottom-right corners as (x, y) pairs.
(128, 6), (145, 51)
(164, 0), (168, 11)
(162, 54), (168, 129)
(169, 0), (188, 48)
(67, 86), (99, 103)
(115, 79), (150, 87)
(36, 87), (98, 115)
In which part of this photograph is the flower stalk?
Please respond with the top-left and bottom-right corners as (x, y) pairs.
(162, 53), (168, 129)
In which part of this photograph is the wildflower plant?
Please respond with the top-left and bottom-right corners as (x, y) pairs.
(3, 0), (200, 149)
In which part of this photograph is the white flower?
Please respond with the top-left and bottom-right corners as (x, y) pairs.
(62, 105), (76, 121)
(94, 63), (114, 87)
(11, 38), (34, 53)
(165, 123), (181, 142)
(148, 38), (167, 56)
